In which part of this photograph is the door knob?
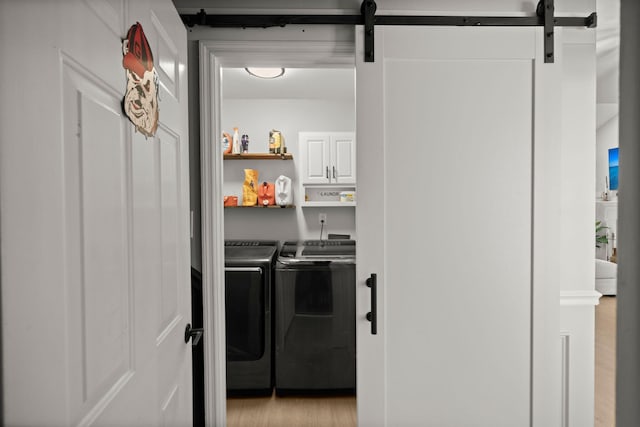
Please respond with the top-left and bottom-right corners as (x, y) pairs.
(184, 323), (203, 346)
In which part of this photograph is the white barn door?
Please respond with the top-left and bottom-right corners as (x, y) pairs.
(356, 26), (562, 427)
(0, 1), (192, 426)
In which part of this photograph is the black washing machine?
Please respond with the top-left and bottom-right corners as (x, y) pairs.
(224, 240), (278, 395)
(275, 240), (356, 395)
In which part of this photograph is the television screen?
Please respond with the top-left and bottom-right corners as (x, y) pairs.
(609, 147), (619, 191)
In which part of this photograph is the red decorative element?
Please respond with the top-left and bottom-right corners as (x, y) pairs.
(123, 22), (154, 78)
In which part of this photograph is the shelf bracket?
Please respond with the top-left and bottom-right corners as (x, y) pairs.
(362, 0), (377, 62)
(537, 0), (555, 63)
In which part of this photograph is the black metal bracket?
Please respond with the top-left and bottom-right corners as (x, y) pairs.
(362, 0), (377, 62)
(180, 1), (597, 64)
(537, 0), (555, 63)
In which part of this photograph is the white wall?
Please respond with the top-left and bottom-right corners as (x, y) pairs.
(560, 33), (597, 293)
(221, 97), (356, 241)
(597, 0), (620, 105)
(596, 0), (620, 196)
(559, 26), (599, 427)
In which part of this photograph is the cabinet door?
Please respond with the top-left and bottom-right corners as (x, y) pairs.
(331, 132), (356, 184)
(300, 132), (330, 184)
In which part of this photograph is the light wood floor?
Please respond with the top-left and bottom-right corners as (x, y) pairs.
(228, 298), (616, 427)
(227, 393), (356, 427)
(595, 296), (616, 427)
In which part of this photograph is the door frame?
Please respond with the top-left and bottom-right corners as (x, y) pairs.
(199, 39), (354, 425)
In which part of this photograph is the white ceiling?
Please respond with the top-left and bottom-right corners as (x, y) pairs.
(221, 67), (355, 100)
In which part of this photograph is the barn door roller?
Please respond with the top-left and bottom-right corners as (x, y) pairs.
(362, 0), (376, 63)
(539, 0), (556, 63)
(180, 0), (597, 64)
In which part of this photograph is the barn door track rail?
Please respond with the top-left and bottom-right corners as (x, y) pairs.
(180, 0), (596, 64)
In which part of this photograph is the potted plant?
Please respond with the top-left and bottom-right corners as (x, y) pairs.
(596, 221), (609, 248)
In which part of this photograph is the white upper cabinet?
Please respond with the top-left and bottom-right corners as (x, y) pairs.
(300, 133), (331, 184)
(300, 132), (356, 185)
(332, 133), (356, 184)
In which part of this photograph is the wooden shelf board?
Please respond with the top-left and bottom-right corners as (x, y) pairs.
(224, 153), (293, 160)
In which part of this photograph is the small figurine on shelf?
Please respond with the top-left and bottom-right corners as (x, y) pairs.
(232, 127), (241, 154)
(241, 134), (249, 153)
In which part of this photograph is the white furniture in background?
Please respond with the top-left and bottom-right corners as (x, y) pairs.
(299, 131), (356, 206)
(596, 259), (617, 295)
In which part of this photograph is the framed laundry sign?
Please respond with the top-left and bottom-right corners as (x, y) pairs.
(305, 188), (342, 202)
(121, 22), (159, 137)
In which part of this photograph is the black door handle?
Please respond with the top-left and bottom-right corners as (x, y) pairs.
(366, 273), (377, 335)
(185, 323), (203, 346)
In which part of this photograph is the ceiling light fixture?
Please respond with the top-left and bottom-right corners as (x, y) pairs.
(245, 67), (285, 79)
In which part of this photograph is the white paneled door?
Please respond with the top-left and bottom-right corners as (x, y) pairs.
(0, 1), (192, 426)
(356, 26), (562, 427)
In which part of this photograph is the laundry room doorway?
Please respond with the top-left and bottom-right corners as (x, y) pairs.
(199, 39), (357, 426)
(200, 21), (572, 426)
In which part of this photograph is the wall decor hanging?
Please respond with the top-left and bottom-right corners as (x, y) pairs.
(122, 22), (159, 137)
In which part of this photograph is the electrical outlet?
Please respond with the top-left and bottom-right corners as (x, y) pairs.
(319, 213), (327, 225)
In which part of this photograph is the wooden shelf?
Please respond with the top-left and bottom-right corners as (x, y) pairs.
(224, 153), (293, 160)
(224, 204), (295, 209)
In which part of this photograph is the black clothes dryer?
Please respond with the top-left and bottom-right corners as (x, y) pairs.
(224, 240), (278, 395)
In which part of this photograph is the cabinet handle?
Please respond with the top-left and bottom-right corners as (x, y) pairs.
(332, 166), (336, 179)
(366, 274), (377, 335)
(326, 166), (329, 179)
